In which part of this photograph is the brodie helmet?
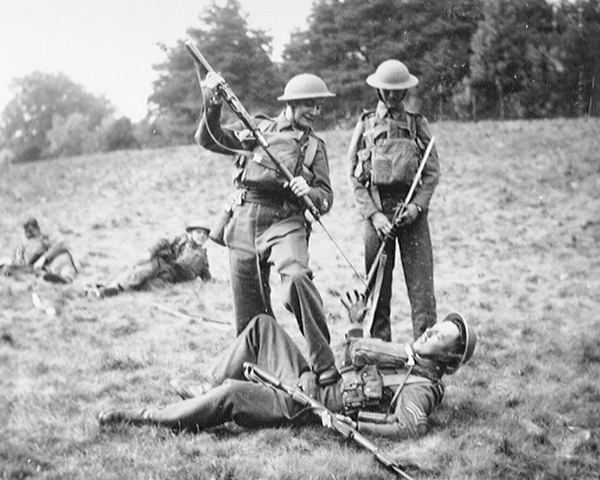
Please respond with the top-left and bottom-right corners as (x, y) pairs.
(442, 312), (477, 374)
(185, 219), (210, 233)
(366, 59), (419, 90)
(277, 74), (335, 102)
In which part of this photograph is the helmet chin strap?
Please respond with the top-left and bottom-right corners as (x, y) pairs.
(377, 88), (407, 108)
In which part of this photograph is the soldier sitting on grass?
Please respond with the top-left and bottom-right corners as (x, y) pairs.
(98, 290), (476, 439)
(95, 220), (212, 298)
(0, 217), (77, 284)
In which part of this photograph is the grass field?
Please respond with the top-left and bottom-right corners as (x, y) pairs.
(1, 117), (599, 479)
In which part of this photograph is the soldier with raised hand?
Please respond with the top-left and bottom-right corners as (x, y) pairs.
(195, 71), (339, 385)
(98, 290), (476, 441)
(348, 59), (441, 342)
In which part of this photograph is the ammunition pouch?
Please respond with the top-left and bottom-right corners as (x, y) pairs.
(341, 365), (383, 411)
(353, 113), (421, 187)
(350, 338), (408, 369)
(209, 206), (232, 248)
(239, 130), (303, 191)
(355, 139), (420, 186)
(237, 123), (319, 192)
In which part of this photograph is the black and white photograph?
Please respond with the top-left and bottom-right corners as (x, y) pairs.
(1, 1), (599, 479)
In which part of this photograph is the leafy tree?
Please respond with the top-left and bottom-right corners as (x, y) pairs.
(96, 117), (140, 152)
(149, 0), (282, 145)
(0, 72), (112, 161)
(47, 112), (98, 158)
(469, 0), (558, 119)
(554, 0), (600, 117)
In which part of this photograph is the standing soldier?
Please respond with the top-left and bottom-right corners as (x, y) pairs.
(348, 60), (441, 341)
(195, 71), (339, 385)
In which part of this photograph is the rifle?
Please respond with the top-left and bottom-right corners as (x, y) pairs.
(243, 362), (415, 480)
(185, 40), (365, 285)
(150, 302), (230, 329)
(362, 137), (435, 337)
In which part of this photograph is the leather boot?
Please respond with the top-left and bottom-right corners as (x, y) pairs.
(98, 408), (150, 426)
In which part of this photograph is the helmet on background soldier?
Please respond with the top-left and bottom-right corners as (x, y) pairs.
(277, 74), (336, 102)
(185, 219), (210, 233)
(366, 60), (419, 90)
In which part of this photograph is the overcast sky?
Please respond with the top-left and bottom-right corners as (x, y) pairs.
(0, 0), (313, 122)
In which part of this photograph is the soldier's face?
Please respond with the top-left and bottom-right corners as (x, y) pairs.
(287, 99), (323, 130)
(380, 89), (407, 108)
(413, 321), (460, 357)
(190, 229), (209, 245)
(24, 225), (40, 239)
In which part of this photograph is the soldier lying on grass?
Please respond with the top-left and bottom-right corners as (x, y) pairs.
(0, 217), (77, 284)
(94, 219), (212, 298)
(98, 290), (476, 439)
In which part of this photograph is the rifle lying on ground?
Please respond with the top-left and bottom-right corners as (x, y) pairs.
(184, 40), (365, 284)
(150, 302), (230, 329)
(243, 362), (415, 480)
(362, 137), (435, 337)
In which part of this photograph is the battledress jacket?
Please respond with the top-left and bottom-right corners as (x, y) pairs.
(335, 325), (446, 438)
(148, 235), (211, 282)
(196, 103), (333, 216)
(15, 234), (71, 268)
(347, 101), (441, 220)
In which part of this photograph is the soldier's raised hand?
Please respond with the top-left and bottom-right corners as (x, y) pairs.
(340, 289), (369, 325)
(201, 72), (225, 105)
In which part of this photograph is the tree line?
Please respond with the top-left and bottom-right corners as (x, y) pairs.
(2, 0), (598, 162)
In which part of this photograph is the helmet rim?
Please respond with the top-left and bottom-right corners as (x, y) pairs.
(186, 219), (211, 233)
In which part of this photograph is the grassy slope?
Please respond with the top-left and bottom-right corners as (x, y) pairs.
(1, 118), (599, 479)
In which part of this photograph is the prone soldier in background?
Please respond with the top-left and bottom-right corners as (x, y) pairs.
(348, 60), (441, 342)
(0, 217), (77, 284)
(195, 70), (339, 385)
(95, 220), (212, 298)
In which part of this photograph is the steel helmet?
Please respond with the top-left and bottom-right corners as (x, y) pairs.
(442, 312), (476, 374)
(366, 60), (419, 90)
(186, 219), (210, 233)
(277, 73), (336, 101)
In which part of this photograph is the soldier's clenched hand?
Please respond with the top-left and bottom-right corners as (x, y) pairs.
(394, 203), (420, 227)
(202, 72), (225, 104)
(287, 176), (310, 197)
(371, 212), (393, 238)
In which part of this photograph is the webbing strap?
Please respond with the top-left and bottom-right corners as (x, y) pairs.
(303, 135), (318, 168)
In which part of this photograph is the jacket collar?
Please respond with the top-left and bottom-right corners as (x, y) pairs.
(375, 100), (406, 120)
